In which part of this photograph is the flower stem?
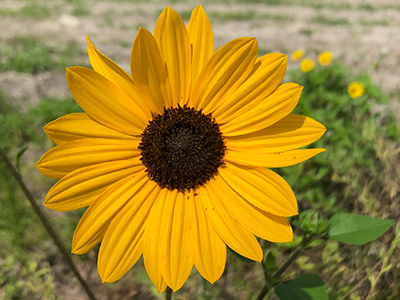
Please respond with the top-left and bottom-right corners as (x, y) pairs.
(0, 147), (98, 300)
(256, 235), (311, 300)
(165, 287), (172, 300)
(272, 247), (305, 279)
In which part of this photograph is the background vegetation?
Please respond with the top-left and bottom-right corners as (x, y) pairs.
(1, 0), (399, 299)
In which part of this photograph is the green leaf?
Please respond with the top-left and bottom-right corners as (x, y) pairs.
(275, 273), (328, 300)
(328, 213), (394, 245)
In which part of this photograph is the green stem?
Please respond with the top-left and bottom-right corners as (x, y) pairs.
(272, 247), (305, 279)
(256, 235), (311, 300)
(0, 147), (97, 300)
(165, 287), (172, 300)
(256, 284), (271, 300)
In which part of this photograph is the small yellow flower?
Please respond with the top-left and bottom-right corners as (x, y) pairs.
(348, 82), (365, 99)
(318, 51), (332, 66)
(300, 58), (314, 73)
(291, 49), (304, 61)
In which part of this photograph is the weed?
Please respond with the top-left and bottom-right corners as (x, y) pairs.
(261, 13), (295, 22)
(299, 28), (314, 36)
(359, 18), (390, 27)
(209, 11), (256, 21)
(0, 36), (54, 74)
(311, 15), (350, 26)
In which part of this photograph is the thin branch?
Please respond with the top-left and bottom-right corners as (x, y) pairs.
(0, 147), (97, 300)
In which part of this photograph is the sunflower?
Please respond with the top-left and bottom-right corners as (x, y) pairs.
(36, 5), (326, 293)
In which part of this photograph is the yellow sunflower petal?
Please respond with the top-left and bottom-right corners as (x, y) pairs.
(218, 162), (297, 217)
(187, 5), (214, 94)
(226, 114), (326, 152)
(44, 113), (133, 145)
(198, 184), (263, 262)
(154, 6), (191, 106)
(221, 83), (302, 136)
(98, 179), (160, 282)
(214, 53), (287, 124)
(191, 37), (258, 114)
(72, 172), (148, 254)
(66, 67), (147, 135)
(36, 138), (140, 180)
(143, 188), (169, 293)
(158, 190), (193, 291)
(44, 159), (144, 211)
(211, 175), (293, 242)
(186, 189), (226, 283)
(131, 27), (172, 114)
(225, 148), (326, 168)
(87, 36), (152, 120)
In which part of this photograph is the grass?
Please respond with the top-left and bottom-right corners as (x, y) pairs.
(311, 15), (350, 26)
(209, 11), (256, 21)
(0, 3), (51, 20)
(359, 18), (390, 27)
(261, 13), (296, 22)
(0, 36), (86, 74)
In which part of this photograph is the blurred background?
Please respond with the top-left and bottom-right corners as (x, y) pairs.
(0, 0), (400, 299)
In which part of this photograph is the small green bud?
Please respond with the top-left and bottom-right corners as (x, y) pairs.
(298, 210), (328, 235)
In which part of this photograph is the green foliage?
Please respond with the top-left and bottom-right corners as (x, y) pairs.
(0, 36), (85, 74)
(0, 96), (81, 152)
(279, 60), (400, 214)
(0, 3), (51, 20)
(275, 273), (328, 300)
(0, 36), (54, 74)
(310, 15), (350, 26)
(328, 213), (394, 244)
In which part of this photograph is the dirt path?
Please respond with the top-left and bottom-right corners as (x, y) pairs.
(0, 0), (399, 107)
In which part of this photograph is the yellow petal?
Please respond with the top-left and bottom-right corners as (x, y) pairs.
(131, 28), (172, 114)
(36, 138), (140, 180)
(221, 83), (302, 136)
(226, 114), (327, 152)
(198, 184), (263, 262)
(191, 37), (258, 113)
(225, 148), (326, 168)
(214, 53), (287, 124)
(158, 190), (193, 291)
(218, 162), (297, 217)
(154, 7), (191, 106)
(44, 113), (133, 145)
(98, 178), (160, 282)
(211, 175), (293, 242)
(86, 36), (152, 120)
(72, 172), (149, 254)
(143, 188), (169, 293)
(187, 5), (214, 94)
(186, 189), (226, 283)
(44, 159), (144, 211)
(66, 67), (147, 135)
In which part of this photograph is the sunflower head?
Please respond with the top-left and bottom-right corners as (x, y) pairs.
(139, 105), (226, 192)
(35, 5), (326, 294)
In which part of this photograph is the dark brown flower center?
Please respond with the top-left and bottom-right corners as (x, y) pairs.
(139, 105), (226, 191)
